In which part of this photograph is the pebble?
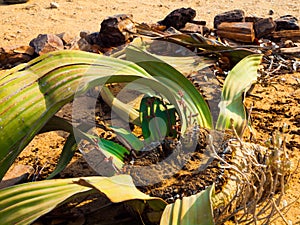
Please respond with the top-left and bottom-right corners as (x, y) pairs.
(282, 199), (288, 207)
(268, 9), (274, 15)
(50, 2), (59, 9)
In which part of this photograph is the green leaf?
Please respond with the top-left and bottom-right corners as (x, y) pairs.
(76, 130), (129, 171)
(0, 50), (184, 180)
(126, 39), (213, 131)
(98, 138), (130, 168)
(140, 95), (178, 144)
(110, 126), (144, 151)
(47, 134), (77, 179)
(216, 54), (262, 134)
(160, 185), (215, 225)
(100, 86), (141, 125)
(38, 116), (79, 179)
(0, 175), (167, 225)
(0, 178), (93, 225)
(159, 33), (256, 64)
(153, 54), (215, 75)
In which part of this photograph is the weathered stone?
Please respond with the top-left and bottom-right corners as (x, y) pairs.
(79, 31), (90, 39)
(217, 22), (255, 43)
(76, 38), (93, 51)
(245, 16), (263, 23)
(85, 32), (100, 45)
(275, 15), (299, 31)
(0, 45), (34, 68)
(214, 9), (245, 29)
(29, 34), (64, 55)
(3, 0), (29, 4)
(78, 31), (104, 51)
(180, 23), (210, 35)
(158, 7), (196, 30)
(254, 18), (276, 38)
(13, 45), (35, 55)
(271, 30), (300, 41)
(50, 2), (59, 8)
(99, 14), (136, 47)
(56, 32), (75, 45)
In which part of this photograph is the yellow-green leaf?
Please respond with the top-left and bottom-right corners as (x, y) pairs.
(0, 175), (167, 225)
(216, 54), (262, 134)
(160, 185), (215, 225)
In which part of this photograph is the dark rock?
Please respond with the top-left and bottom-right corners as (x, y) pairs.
(79, 31), (90, 39)
(3, 0), (28, 4)
(29, 34), (64, 55)
(275, 15), (299, 31)
(254, 17), (276, 38)
(99, 14), (136, 48)
(213, 9), (245, 29)
(85, 32), (100, 45)
(158, 7), (196, 30)
(76, 38), (93, 51)
(245, 16), (264, 23)
(269, 10), (274, 15)
(190, 20), (206, 26)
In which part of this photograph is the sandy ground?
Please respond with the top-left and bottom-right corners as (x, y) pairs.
(0, 0), (299, 47)
(1, 0), (300, 224)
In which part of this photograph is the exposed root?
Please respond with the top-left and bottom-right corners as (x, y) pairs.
(213, 128), (294, 225)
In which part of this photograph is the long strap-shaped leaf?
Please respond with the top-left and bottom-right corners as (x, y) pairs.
(160, 185), (215, 225)
(39, 116), (94, 179)
(216, 54), (262, 134)
(140, 95), (178, 144)
(0, 175), (167, 225)
(126, 39), (213, 130)
(0, 50), (181, 180)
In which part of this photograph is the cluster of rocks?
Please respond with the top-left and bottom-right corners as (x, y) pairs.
(0, 14), (137, 68)
(1, 7), (300, 69)
(214, 9), (300, 43)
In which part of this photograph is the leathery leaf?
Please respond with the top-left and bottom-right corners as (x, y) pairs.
(0, 175), (167, 225)
(0, 50), (181, 180)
